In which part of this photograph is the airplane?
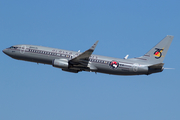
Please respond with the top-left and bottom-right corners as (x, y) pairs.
(2, 35), (174, 76)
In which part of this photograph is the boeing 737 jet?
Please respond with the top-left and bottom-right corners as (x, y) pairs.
(3, 35), (174, 75)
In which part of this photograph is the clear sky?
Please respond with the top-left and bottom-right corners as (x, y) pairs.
(1, 0), (180, 120)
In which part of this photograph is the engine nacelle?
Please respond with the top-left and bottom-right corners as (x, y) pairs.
(52, 59), (69, 69)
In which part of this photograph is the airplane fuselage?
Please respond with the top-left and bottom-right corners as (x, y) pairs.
(3, 36), (174, 76)
(3, 45), (152, 75)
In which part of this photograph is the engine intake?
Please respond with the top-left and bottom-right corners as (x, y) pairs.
(52, 59), (69, 69)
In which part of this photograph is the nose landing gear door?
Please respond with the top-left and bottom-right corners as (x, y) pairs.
(20, 45), (26, 54)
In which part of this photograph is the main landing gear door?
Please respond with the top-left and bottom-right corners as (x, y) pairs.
(20, 45), (26, 54)
(133, 63), (139, 72)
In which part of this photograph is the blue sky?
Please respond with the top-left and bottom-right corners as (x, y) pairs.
(1, 0), (180, 120)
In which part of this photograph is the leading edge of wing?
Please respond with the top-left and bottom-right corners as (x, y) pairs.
(69, 40), (99, 64)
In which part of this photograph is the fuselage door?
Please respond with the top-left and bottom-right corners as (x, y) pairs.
(20, 45), (26, 54)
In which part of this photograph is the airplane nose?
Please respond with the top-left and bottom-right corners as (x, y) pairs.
(2, 49), (8, 55)
(3, 49), (5, 53)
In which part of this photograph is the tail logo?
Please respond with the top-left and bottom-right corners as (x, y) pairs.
(109, 61), (119, 69)
(154, 48), (164, 59)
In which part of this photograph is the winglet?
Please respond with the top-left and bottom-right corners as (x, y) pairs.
(90, 40), (99, 51)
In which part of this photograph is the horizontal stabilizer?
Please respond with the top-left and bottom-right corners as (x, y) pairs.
(164, 68), (175, 69)
(148, 63), (164, 69)
(124, 54), (129, 59)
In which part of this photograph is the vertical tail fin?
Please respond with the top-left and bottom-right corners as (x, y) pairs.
(138, 35), (174, 64)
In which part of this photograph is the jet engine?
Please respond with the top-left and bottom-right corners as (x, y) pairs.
(52, 59), (69, 69)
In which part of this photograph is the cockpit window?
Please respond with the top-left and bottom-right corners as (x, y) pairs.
(9, 46), (18, 49)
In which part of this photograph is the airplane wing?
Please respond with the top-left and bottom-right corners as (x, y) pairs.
(69, 40), (99, 66)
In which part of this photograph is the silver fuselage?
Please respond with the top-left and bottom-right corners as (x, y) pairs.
(3, 44), (159, 75)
